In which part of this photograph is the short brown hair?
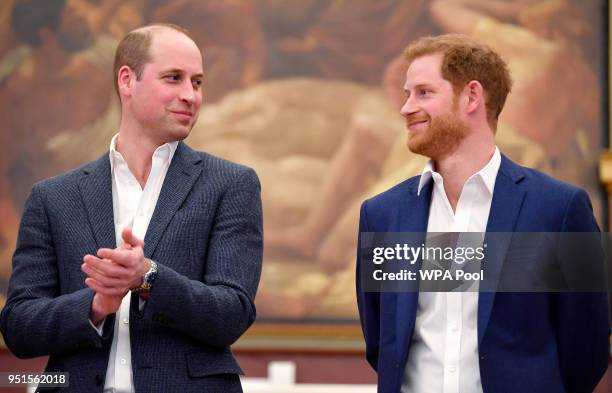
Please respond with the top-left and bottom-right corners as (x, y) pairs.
(404, 34), (512, 130)
(112, 23), (194, 97)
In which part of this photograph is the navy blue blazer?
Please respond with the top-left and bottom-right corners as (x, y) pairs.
(357, 154), (610, 393)
(0, 142), (263, 392)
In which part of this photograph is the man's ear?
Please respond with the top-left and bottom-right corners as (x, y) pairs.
(117, 65), (135, 98)
(464, 80), (484, 114)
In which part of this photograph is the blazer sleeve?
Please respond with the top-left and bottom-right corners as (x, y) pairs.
(556, 189), (610, 393)
(139, 167), (263, 348)
(356, 200), (381, 371)
(0, 184), (114, 359)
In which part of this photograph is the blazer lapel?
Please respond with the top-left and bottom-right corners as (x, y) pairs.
(395, 178), (432, 364)
(144, 142), (203, 259)
(478, 154), (526, 345)
(79, 154), (116, 250)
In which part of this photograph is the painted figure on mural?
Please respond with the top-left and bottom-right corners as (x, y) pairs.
(0, 0), (114, 281)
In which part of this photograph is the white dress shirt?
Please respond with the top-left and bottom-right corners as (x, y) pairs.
(94, 134), (178, 393)
(402, 147), (501, 393)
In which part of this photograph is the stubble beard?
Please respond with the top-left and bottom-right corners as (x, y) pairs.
(407, 110), (468, 161)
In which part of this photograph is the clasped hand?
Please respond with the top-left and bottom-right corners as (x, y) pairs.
(82, 228), (149, 323)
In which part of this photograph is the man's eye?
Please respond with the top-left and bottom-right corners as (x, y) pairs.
(192, 79), (203, 88)
(166, 74), (180, 81)
(418, 89), (430, 96)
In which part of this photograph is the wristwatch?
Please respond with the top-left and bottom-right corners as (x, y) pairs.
(132, 259), (158, 293)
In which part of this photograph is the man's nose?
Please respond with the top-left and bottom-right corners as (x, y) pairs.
(179, 81), (197, 104)
(400, 95), (418, 117)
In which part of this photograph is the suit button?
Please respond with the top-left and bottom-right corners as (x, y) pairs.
(95, 374), (103, 385)
(480, 355), (486, 360)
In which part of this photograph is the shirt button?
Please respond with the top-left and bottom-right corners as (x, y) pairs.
(120, 358), (127, 365)
(448, 366), (456, 373)
(449, 323), (458, 332)
(123, 317), (129, 324)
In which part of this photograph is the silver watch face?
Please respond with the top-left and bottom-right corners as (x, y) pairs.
(143, 261), (158, 288)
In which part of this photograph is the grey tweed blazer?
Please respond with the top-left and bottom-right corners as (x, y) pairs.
(0, 142), (263, 393)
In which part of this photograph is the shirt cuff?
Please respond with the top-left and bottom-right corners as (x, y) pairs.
(88, 317), (106, 336)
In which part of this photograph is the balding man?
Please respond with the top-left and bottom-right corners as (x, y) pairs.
(0, 23), (263, 393)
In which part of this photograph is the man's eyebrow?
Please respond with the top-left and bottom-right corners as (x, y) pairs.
(160, 68), (182, 74)
(159, 68), (203, 78)
(404, 83), (434, 93)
